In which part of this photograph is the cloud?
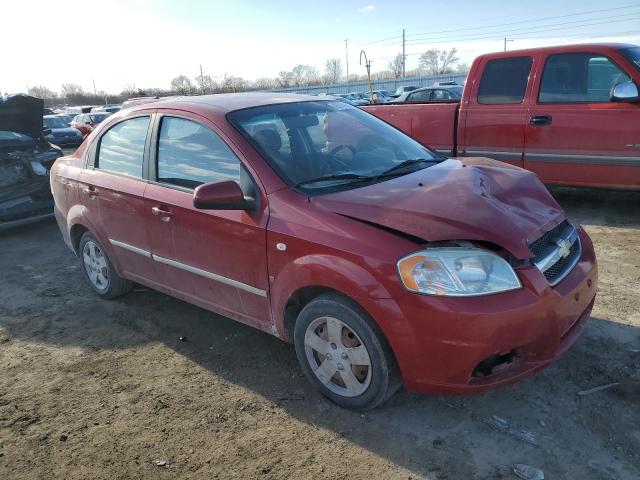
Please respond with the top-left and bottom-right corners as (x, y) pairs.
(360, 5), (375, 13)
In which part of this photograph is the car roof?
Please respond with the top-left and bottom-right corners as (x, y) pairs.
(128, 92), (324, 116)
(478, 42), (636, 60)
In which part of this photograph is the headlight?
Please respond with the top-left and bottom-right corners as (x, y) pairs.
(30, 161), (48, 176)
(397, 248), (521, 297)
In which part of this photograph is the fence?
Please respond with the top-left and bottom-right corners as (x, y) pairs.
(272, 73), (467, 95)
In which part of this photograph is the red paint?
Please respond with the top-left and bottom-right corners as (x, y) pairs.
(364, 43), (640, 189)
(51, 92), (598, 395)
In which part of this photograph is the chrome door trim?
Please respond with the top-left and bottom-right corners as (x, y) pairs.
(525, 153), (640, 167)
(461, 150), (522, 161)
(109, 239), (152, 258)
(152, 254), (268, 297)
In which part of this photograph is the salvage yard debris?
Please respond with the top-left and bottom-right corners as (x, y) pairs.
(577, 382), (619, 396)
(485, 415), (539, 446)
(514, 464), (545, 480)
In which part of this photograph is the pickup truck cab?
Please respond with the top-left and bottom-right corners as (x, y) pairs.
(365, 43), (640, 189)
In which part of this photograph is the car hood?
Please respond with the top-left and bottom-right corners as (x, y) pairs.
(312, 158), (565, 259)
(0, 94), (44, 139)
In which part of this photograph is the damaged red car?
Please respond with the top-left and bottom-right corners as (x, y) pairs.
(50, 93), (597, 410)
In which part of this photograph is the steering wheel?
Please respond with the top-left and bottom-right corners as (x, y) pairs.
(317, 145), (356, 175)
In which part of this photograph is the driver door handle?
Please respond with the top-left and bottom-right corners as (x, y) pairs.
(151, 206), (172, 222)
(529, 115), (552, 126)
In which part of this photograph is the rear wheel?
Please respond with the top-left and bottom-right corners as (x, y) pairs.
(79, 232), (132, 299)
(294, 293), (401, 410)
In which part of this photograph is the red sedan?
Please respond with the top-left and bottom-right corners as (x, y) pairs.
(70, 112), (112, 137)
(50, 93), (597, 410)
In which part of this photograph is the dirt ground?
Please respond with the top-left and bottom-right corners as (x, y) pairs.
(1, 187), (639, 480)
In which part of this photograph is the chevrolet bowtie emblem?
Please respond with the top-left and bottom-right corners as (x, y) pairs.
(556, 238), (572, 259)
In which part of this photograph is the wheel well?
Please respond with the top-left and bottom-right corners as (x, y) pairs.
(70, 224), (89, 254)
(283, 286), (337, 342)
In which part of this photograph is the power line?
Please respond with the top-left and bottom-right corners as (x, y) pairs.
(355, 3), (640, 48)
(406, 3), (640, 39)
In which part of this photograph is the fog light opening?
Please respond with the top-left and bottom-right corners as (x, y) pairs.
(472, 350), (517, 378)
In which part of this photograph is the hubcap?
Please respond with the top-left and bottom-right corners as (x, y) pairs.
(304, 316), (372, 398)
(82, 241), (109, 292)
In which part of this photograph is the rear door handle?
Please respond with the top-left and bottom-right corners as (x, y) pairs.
(529, 115), (552, 126)
(83, 186), (98, 197)
(151, 206), (172, 222)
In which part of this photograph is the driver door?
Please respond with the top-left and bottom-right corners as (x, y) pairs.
(144, 111), (271, 329)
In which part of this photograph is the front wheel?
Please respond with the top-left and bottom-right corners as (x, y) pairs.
(293, 293), (401, 410)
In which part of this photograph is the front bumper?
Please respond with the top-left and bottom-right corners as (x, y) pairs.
(368, 227), (598, 395)
(0, 182), (54, 230)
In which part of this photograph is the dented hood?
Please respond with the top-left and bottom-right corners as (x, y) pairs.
(312, 158), (565, 259)
(0, 94), (44, 139)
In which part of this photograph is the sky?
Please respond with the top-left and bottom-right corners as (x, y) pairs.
(2, 0), (639, 94)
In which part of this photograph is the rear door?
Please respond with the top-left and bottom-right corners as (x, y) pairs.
(524, 50), (640, 188)
(144, 112), (271, 328)
(77, 113), (156, 281)
(460, 55), (534, 167)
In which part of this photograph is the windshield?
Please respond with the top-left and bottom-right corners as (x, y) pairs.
(450, 86), (464, 97)
(89, 113), (111, 123)
(43, 116), (68, 129)
(228, 100), (441, 193)
(0, 130), (34, 142)
(620, 46), (640, 72)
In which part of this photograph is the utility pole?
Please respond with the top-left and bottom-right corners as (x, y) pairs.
(504, 37), (513, 52)
(199, 64), (205, 94)
(345, 39), (349, 85)
(402, 29), (406, 78)
(360, 50), (373, 103)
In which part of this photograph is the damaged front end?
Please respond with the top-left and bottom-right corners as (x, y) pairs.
(0, 94), (62, 229)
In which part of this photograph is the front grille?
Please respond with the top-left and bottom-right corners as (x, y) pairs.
(530, 221), (581, 286)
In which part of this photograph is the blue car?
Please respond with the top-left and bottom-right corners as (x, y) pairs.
(43, 115), (83, 148)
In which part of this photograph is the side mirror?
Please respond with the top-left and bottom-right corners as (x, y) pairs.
(193, 180), (255, 211)
(611, 81), (640, 103)
(42, 127), (52, 136)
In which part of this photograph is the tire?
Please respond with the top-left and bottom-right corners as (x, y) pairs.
(79, 232), (132, 299)
(294, 292), (401, 410)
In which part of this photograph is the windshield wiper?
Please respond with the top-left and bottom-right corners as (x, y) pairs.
(294, 173), (372, 188)
(374, 158), (438, 179)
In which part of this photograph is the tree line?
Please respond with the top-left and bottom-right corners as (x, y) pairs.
(26, 48), (468, 107)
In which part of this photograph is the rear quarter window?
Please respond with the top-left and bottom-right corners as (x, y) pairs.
(477, 56), (533, 104)
(96, 116), (150, 178)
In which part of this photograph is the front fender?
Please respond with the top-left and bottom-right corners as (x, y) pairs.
(270, 253), (396, 338)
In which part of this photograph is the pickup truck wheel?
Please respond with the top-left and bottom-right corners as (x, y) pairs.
(294, 293), (401, 410)
(79, 232), (132, 299)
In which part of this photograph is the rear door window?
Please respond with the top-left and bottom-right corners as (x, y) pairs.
(477, 56), (533, 104)
(407, 90), (431, 102)
(156, 116), (241, 189)
(96, 116), (150, 178)
(538, 53), (631, 103)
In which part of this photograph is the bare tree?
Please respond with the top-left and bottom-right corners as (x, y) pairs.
(455, 62), (470, 74)
(388, 53), (404, 78)
(196, 74), (217, 94)
(419, 48), (459, 75)
(170, 75), (194, 95)
(277, 70), (293, 88)
(324, 58), (343, 84)
(290, 65), (319, 87)
(255, 77), (276, 90)
(61, 83), (84, 98)
(28, 85), (55, 99)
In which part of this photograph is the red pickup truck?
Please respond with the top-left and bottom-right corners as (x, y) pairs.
(364, 43), (640, 189)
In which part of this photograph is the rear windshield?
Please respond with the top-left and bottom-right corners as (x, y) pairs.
(228, 101), (439, 194)
(43, 116), (68, 129)
(620, 46), (640, 72)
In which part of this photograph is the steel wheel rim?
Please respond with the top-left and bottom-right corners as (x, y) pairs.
(82, 241), (109, 292)
(304, 316), (372, 398)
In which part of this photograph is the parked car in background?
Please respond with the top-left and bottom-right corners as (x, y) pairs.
(51, 92), (597, 410)
(1, 94), (62, 229)
(93, 104), (122, 114)
(395, 85), (464, 102)
(56, 113), (76, 127)
(364, 43), (640, 189)
(371, 90), (393, 103)
(392, 85), (418, 98)
(43, 108), (55, 115)
(336, 93), (369, 106)
(42, 115), (83, 148)
(71, 112), (112, 137)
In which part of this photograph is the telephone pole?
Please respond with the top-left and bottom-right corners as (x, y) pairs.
(503, 37), (513, 52)
(345, 39), (349, 85)
(402, 29), (406, 78)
